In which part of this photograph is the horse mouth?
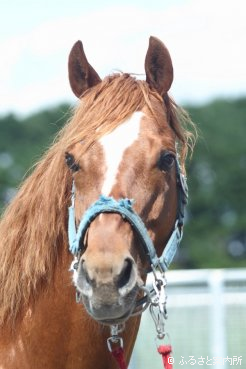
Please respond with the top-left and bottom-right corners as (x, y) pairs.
(95, 310), (133, 325)
(87, 305), (135, 325)
(81, 288), (138, 325)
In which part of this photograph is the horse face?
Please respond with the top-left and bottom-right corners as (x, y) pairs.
(66, 36), (178, 324)
(66, 108), (177, 324)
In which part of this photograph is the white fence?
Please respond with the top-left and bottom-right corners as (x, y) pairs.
(130, 268), (246, 369)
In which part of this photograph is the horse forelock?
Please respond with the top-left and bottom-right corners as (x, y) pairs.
(0, 73), (194, 327)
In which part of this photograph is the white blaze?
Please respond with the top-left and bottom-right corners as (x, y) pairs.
(100, 111), (143, 195)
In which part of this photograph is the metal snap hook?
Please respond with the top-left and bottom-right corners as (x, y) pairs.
(150, 304), (166, 339)
(107, 336), (123, 352)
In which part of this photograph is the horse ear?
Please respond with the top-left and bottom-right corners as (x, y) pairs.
(68, 40), (101, 98)
(145, 36), (173, 96)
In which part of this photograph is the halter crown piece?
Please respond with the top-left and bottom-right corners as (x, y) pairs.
(68, 158), (188, 273)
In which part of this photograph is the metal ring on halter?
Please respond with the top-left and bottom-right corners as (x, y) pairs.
(110, 324), (125, 335)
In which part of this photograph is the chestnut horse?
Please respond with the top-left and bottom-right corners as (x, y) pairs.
(0, 37), (193, 368)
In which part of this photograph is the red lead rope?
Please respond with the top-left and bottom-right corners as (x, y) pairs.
(111, 344), (173, 369)
(111, 347), (128, 369)
(158, 344), (173, 369)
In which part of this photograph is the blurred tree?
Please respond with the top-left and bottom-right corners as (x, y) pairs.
(178, 98), (246, 269)
(0, 104), (70, 208)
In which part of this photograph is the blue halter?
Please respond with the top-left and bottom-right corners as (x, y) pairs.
(68, 159), (188, 273)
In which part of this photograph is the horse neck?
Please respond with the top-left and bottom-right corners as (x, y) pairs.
(1, 246), (141, 369)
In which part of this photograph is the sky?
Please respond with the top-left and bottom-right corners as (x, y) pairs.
(1, 0), (246, 116)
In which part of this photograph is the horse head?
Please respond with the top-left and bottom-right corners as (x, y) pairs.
(65, 37), (187, 325)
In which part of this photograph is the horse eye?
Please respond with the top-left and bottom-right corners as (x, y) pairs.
(65, 152), (80, 172)
(158, 151), (176, 172)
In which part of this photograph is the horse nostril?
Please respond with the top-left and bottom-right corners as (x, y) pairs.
(117, 258), (133, 289)
(81, 260), (93, 286)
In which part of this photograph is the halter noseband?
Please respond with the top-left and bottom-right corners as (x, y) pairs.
(68, 158), (188, 273)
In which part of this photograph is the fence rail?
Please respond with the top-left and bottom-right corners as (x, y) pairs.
(130, 268), (246, 369)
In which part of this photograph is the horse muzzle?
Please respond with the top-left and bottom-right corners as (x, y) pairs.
(74, 255), (141, 324)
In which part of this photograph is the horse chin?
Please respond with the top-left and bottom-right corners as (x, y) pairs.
(97, 311), (133, 326)
(81, 290), (137, 325)
(87, 308), (133, 326)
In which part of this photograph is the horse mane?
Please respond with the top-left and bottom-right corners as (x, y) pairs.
(0, 73), (195, 326)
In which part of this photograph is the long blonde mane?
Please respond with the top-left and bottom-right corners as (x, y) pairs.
(0, 73), (194, 326)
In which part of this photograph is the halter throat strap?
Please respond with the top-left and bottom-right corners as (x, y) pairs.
(68, 159), (188, 272)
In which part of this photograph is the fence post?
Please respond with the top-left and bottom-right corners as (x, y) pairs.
(209, 270), (227, 368)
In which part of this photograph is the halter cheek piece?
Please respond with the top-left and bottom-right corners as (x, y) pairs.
(68, 158), (188, 273)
